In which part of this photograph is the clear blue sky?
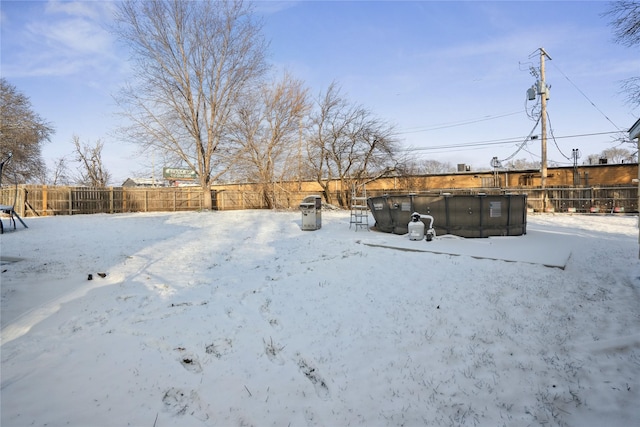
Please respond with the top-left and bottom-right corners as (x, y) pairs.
(1, 0), (638, 184)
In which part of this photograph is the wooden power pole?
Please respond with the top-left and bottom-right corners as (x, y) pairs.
(539, 48), (551, 209)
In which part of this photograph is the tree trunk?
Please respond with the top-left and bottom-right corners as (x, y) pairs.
(200, 175), (213, 210)
(260, 183), (274, 209)
(203, 187), (213, 210)
(318, 181), (332, 205)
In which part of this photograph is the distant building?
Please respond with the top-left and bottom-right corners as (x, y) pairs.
(122, 178), (165, 187)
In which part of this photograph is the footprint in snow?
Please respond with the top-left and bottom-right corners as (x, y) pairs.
(297, 356), (330, 400)
(260, 298), (283, 330)
(161, 388), (209, 421)
(205, 338), (233, 359)
(264, 337), (285, 365)
(175, 349), (203, 373)
(304, 407), (325, 426)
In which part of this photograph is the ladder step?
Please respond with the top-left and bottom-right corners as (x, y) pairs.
(350, 185), (369, 231)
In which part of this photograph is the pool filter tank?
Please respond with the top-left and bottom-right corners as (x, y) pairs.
(408, 212), (436, 241)
(408, 212), (424, 240)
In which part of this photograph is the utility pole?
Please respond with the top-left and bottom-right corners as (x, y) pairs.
(540, 48), (548, 188)
(572, 148), (581, 186)
(539, 47), (551, 209)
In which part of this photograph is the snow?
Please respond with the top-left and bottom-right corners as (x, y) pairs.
(1, 210), (639, 427)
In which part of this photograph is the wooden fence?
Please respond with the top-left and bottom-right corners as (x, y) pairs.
(0, 185), (315, 216)
(0, 186), (209, 216)
(366, 186), (637, 214)
(0, 184), (636, 217)
(544, 186), (635, 213)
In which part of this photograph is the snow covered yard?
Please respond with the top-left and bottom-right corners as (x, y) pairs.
(1, 210), (639, 427)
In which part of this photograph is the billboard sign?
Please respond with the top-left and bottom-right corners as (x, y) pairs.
(163, 167), (197, 180)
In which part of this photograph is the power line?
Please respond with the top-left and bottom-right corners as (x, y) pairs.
(398, 110), (525, 134)
(550, 61), (623, 131)
(499, 115), (540, 163)
(402, 129), (621, 153)
(403, 139), (525, 153)
(546, 112), (572, 161)
(543, 130), (623, 140)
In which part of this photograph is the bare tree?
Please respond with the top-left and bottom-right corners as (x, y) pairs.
(601, 146), (636, 163)
(604, 1), (640, 108)
(585, 153), (600, 165)
(504, 158), (541, 170)
(0, 78), (54, 184)
(583, 147), (637, 165)
(49, 156), (72, 185)
(230, 72), (310, 208)
(308, 82), (399, 207)
(72, 135), (111, 187)
(396, 158), (454, 176)
(426, 159), (455, 174)
(113, 0), (268, 209)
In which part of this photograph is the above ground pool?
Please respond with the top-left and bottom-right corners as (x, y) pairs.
(367, 193), (527, 238)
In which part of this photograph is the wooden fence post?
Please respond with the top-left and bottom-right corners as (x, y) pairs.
(42, 185), (48, 216)
(19, 187), (26, 217)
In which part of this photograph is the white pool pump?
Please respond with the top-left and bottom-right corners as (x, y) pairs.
(408, 212), (436, 241)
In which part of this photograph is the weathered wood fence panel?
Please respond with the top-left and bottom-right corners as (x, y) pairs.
(0, 184), (636, 216)
(214, 189), (313, 210)
(545, 187), (636, 213)
(0, 186), (206, 216)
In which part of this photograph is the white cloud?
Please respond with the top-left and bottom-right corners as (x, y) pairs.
(27, 17), (111, 55)
(253, 0), (301, 15)
(44, 0), (115, 21)
(3, 0), (121, 79)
